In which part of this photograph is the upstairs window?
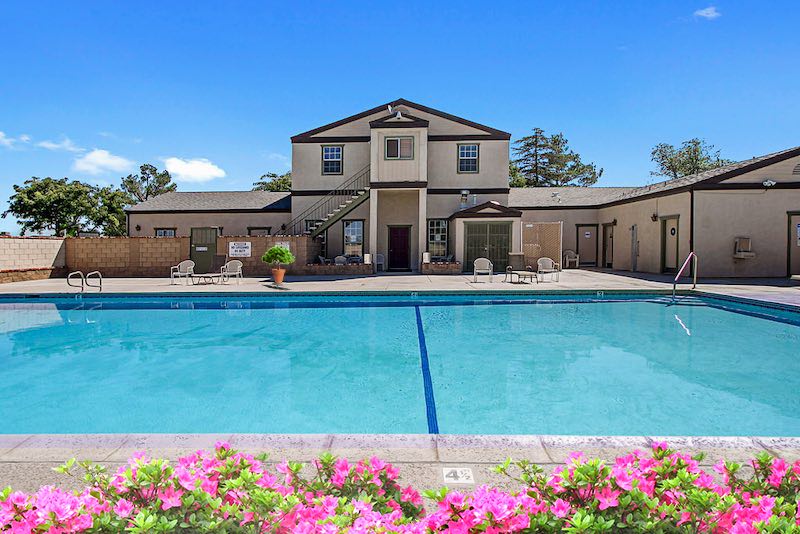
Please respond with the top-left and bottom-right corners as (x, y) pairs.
(385, 137), (414, 160)
(458, 144), (479, 173)
(322, 145), (343, 175)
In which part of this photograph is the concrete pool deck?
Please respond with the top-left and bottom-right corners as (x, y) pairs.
(1, 270), (799, 491)
(3, 434), (800, 493)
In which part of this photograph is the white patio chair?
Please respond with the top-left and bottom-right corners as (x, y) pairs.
(170, 260), (195, 285)
(334, 255), (347, 265)
(374, 253), (385, 272)
(537, 257), (560, 282)
(221, 259), (243, 284)
(473, 258), (493, 282)
(563, 249), (579, 269)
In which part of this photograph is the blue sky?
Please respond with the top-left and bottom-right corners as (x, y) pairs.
(1, 1), (798, 233)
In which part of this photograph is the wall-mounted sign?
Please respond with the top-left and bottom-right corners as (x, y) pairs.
(442, 467), (474, 484)
(276, 241), (291, 250)
(584, 231), (591, 238)
(195, 246), (208, 252)
(228, 241), (252, 258)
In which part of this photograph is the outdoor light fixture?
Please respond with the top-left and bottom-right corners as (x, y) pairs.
(460, 190), (469, 207)
(762, 179), (777, 188)
(135, 224), (141, 231)
(651, 213), (659, 222)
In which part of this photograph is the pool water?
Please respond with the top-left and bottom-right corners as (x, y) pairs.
(1, 294), (799, 436)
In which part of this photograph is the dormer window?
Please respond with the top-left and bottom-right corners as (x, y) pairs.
(385, 137), (414, 160)
(322, 145), (343, 175)
(458, 144), (479, 173)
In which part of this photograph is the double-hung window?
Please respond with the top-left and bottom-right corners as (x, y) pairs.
(322, 145), (343, 175)
(343, 220), (364, 257)
(458, 144), (479, 173)
(427, 220), (448, 257)
(385, 137), (413, 160)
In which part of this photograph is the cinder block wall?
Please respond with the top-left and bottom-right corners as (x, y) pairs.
(0, 237), (66, 271)
(62, 235), (322, 277)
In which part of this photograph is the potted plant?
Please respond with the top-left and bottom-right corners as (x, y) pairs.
(261, 245), (295, 285)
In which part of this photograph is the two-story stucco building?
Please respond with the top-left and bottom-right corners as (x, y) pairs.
(126, 98), (800, 278)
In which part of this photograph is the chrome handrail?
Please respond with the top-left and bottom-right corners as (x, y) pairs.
(86, 270), (103, 292)
(672, 252), (698, 299)
(67, 271), (85, 292)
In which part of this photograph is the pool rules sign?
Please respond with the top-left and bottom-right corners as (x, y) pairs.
(228, 241), (252, 258)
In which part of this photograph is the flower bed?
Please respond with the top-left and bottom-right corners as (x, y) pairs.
(2, 442), (800, 532)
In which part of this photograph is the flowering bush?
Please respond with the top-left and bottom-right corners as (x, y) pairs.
(2, 441), (800, 532)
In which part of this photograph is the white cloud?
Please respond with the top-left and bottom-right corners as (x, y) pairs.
(163, 157), (226, 183)
(73, 149), (134, 175)
(0, 131), (31, 148)
(38, 137), (83, 153)
(694, 6), (721, 19)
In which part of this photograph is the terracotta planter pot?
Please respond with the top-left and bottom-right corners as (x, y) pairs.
(271, 267), (286, 285)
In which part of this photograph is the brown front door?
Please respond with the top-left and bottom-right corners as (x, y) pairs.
(388, 226), (411, 270)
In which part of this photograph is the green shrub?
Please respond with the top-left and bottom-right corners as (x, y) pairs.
(261, 245), (295, 267)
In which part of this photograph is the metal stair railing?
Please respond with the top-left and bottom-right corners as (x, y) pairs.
(672, 252), (697, 300)
(277, 165), (370, 237)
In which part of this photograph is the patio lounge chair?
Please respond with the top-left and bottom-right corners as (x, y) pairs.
(563, 249), (579, 269)
(473, 258), (493, 283)
(221, 260), (243, 284)
(374, 253), (385, 272)
(334, 255), (347, 265)
(170, 260), (195, 285)
(537, 257), (560, 282)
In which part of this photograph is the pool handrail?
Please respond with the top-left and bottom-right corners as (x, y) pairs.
(673, 252), (698, 299)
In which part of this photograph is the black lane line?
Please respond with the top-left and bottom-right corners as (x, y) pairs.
(414, 305), (439, 434)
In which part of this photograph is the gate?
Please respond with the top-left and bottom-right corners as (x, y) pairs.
(464, 222), (512, 272)
(190, 227), (218, 273)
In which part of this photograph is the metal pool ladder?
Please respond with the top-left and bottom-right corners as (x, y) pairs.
(67, 270), (103, 292)
(672, 252), (697, 300)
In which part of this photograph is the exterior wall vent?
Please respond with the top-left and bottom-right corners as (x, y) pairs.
(792, 163), (800, 175)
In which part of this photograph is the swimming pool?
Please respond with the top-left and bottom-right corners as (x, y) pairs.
(1, 292), (799, 436)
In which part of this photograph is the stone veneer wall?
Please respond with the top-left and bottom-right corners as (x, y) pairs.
(420, 262), (462, 275)
(0, 236), (66, 283)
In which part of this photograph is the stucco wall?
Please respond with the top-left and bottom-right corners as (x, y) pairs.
(127, 212), (292, 237)
(427, 193), (510, 219)
(371, 128), (427, 183)
(694, 189), (800, 277)
(427, 140), (509, 189)
(0, 237), (65, 270)
(598, 192), (692, 273)
(292, 142), (370, 190)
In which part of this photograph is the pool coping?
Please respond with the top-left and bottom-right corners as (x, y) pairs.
(2, 434), (799, 465)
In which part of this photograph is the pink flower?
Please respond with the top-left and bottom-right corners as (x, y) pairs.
(8, 492), (27, 507)
(401, 486), (423, 506)
(214, 440), (231, 452)
(551, 498), (571, 518)
(113, 498), (134, 518)
(651, 441), (668, 452)
(768, 458), (788, 487)
(157, 485), (184, 510)
(596, 486), (620, 510)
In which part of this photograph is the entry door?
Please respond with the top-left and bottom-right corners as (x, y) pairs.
(388, 226), (410, 270)
(630, 224), (638, 272)
(790, 213), (800, 276)
(576, 225), (598, 266)
(464, 222), (512, 271)
(602, 225), (614, 268)
(661, 218), (679, 273)
(190, 227), (218, 274)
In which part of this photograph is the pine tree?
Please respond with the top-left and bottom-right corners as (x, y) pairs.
(511, 129), (602, 187)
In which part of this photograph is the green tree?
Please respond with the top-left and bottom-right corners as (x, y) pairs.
(650, 138), (734, 180)
(121, 163), (176, 203)
(2, 177), (95, 236)
(511, 128), (602, 187)
(88, 186), (132, 236)
(252, 171), (291, 192)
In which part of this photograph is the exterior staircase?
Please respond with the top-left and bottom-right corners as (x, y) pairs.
(277, 165), (370, 238)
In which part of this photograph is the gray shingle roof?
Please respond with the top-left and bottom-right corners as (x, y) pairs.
(508, 187), (635, 208)
(509, 145), (800, 208)
(126, 191), (291, 212)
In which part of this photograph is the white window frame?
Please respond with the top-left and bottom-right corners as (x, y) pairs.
(322, 145), (343, 175)
(155, 228), (176, 237)
(458, 144), (479, 173)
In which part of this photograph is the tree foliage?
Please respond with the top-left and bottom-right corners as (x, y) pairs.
(510, 128), (602, 187)
(252, 171), (291, 192)
(2, 177), (132, 236)
(650, 138), (734, 180)
(121, 163), (176, 202)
